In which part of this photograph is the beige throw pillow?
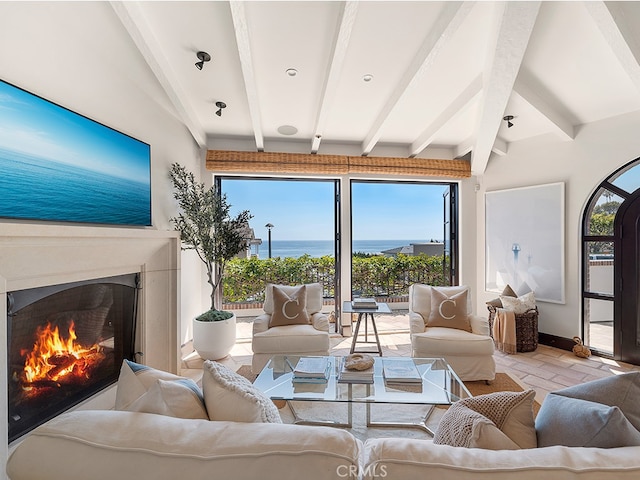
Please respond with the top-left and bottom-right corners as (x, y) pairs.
(427, 287), (471, 332)
(434, 389), (537, 450)
(434, 403), (520, 450)
(269, 285), (310, 327)
(486, 284), (517, 308)
(500, 291), (536, 314)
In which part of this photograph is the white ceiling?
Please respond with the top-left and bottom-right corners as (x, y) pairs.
(111, 1), (640, 175)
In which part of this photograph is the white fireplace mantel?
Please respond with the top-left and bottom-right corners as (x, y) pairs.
(0, 223), (181, 479)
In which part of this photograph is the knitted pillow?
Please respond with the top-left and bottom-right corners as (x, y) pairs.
(434, 389), (537, 449)
(202, 360), (282, 423)
(269, 285), (310, 327)
(427, 287), (471, 332)
(433, 403), (520, 449)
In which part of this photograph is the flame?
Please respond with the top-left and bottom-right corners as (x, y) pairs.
(21, 321), (105, 387)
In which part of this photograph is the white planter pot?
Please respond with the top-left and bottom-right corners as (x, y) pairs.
(192, 313), (236, 360)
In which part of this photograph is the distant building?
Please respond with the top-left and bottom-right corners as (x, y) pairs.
(381, 242), (444, 257)
(236, 224), (262, 259)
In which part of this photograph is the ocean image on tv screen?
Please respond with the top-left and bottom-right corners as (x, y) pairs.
(0, 80), (151, 226)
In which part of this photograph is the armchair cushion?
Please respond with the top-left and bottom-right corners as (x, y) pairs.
(264, 283), (323, 314)
(427, 287), (471, 332)
(269, 285), (310, 327)
(410, 284), (471, 322)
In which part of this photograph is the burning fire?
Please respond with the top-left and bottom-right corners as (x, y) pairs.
(20, 321), (105, 391)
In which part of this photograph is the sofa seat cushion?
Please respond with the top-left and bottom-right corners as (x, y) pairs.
(252, 324), (330, 354)
(412, 327), (495, 356)
(7, 410), (362, 480)
(363, 438), (640, 479)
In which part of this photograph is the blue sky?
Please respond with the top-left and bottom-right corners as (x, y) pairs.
(222, 178), (448, 241)
(0, 80), (150, 185)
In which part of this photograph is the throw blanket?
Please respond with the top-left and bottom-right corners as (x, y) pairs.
(493, 308), (517, 354)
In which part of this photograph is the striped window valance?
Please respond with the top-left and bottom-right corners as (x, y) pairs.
(206, 150), (470, 179)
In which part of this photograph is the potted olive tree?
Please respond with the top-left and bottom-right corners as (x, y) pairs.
(169, 163), (252, 360)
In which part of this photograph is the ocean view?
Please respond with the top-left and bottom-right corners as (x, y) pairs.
(261, 239), (432, 258)
(0, 148), (151, 226)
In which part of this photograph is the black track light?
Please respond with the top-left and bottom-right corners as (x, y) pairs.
(195, 51), (211, 70)
(503, 115), (514, 128)
(215, 101), (227, 117)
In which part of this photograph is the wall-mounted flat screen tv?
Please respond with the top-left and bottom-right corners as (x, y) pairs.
(0, 79), (151, 226)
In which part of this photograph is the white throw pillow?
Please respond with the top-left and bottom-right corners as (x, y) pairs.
(114, 359), (208, 419)
(126, 378), (208, 419)
(202, 360), (282, 423)
(500, 292), (536, 314)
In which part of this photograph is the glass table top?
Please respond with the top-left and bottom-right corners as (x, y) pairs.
(253, 355), (471, 405)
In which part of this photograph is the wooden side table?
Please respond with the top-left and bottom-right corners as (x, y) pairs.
(342, 301), (392, 356)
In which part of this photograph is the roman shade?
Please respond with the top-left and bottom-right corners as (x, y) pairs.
(206, 150), (471, 178)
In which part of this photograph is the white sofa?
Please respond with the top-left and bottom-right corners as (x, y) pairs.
(7, 411), (640, 480)
(6, 410), (362, 480)
(363, 438), (640, 479)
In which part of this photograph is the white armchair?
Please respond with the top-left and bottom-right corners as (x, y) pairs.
(251, 283), (330, 373)
(409, 284), (495, 382)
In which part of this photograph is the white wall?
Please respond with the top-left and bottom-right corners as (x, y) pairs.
(0, 2), (205, 345)
(475, 110), (640, 339)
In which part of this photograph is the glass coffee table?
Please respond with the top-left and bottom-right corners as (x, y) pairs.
(253, 355), (471, 435)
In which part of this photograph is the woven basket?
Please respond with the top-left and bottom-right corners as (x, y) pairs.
(487, 305), (539, 352)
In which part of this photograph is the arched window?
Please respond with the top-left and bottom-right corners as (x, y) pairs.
(582, 157), (640, 355)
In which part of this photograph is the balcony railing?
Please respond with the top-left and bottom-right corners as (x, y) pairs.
(222, 253), (448, 308)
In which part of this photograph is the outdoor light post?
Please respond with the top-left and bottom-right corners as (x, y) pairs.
(265, 223), (274, 258)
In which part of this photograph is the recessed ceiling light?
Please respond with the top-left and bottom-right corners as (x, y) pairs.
(363, 74), (374, 82)
(286, 68), (298, 77)
(277, 125), (298, 136)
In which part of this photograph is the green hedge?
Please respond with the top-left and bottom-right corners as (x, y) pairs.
(223, 254), (448, 303)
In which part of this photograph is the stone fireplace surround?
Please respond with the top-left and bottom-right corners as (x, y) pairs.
(0, 223), (180, 478)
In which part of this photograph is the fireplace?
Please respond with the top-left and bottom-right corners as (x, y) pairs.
(6, 274), (139, 442)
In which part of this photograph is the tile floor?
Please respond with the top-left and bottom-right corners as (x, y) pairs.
(182, 311), (640, 404)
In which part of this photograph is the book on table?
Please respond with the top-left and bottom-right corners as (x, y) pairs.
(292, 357), (330, 382)
(337, 357), (374, 384)
(382, 358), (422, 383)
(351, 298), (377, 309)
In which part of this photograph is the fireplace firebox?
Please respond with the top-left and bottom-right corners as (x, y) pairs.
(7, 274), (138, 442)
